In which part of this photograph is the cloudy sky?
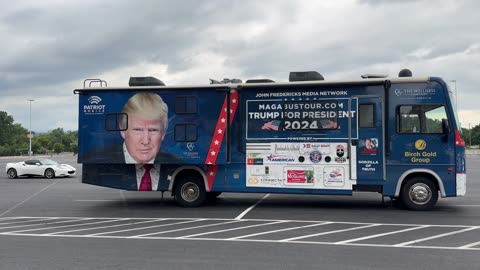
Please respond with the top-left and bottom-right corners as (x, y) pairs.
(1, 0), (479, 133)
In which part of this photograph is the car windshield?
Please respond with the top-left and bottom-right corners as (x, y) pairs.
(39, 158), (58, 165)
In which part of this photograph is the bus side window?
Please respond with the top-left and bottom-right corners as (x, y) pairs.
(174, 124), (198, 142)
(424, 106), (447, 133)
(397, 105), (447, 134)
(175, 96), (198, 114)
(398, 105), (420, 133)
(359, 104), (375, 128)
(105, 113), (128, 131)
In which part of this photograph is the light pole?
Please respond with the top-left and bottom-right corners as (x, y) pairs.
(28, 99), (34, 156)
(469, 123), (472, 147)
(450, 80), (457, 109)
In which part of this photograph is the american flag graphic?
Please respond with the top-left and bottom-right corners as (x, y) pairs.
(321, 120), (338, 129)
(204, 90), (239, 190)
(262, 120), (281, 131)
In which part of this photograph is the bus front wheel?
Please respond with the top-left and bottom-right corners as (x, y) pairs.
(174, 176), (206, 207)
(400, 177), (438, 211)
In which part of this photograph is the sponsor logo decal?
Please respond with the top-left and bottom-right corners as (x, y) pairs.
(247, 158), (264, 165)
(394, 88), (436, 97)
(88, 96), (102, 104)
(287, 170), (306, 183)
(329, 170), (342, 178)
(286, 169), (314, 184)
(266, 154), (295, 162)
(336, 145), (344, 157)
(248, 177), (259, 185)
(415, 139), (427, 150)
(259, 178), (284, 186)
(84, 95), (105, 115)
(309, 151), (322, 163)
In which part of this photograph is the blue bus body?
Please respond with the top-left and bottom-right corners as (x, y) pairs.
(75, 75), (466, 210)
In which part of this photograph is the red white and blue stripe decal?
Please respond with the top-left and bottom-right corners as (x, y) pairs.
(204, 90), (239, 190)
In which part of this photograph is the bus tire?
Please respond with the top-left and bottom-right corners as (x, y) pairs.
(174, 176), (206, 207)
(400, 177), (438, 211)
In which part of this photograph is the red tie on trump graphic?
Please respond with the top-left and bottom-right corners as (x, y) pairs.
(139, 164), (153, 191)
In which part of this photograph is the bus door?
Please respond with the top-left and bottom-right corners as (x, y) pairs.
(349, 96), (386, 183)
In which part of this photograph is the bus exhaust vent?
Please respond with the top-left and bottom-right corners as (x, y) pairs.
(289, 71), (324, 82)
(245, 79), (275, 83)
(398, 69), (412, 77)
(129, 76), (165, 86)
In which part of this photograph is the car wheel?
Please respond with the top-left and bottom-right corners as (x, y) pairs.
(45, 168), (55, 179)
(400, 177), (438, 211)
(7, 168), (18, 179)
(174, 176), (206, 207)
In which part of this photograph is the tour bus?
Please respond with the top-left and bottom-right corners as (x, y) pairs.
(75, 69), (466, 210)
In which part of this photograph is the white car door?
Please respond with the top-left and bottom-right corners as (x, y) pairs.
(14, 162), (28, 175)
(23, 160), (42, 176)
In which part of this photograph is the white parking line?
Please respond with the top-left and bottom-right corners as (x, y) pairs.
(458, 240), (480, 249)
(280, 240), (480, 251)
(3, 232), (479, 251)
(280, 224), (381, 242)
(0, 217), (55, 226)
(178, 221), (286, 239)
(228, 221), (332, 240)
(0, 218), (86, 230)
(235, 194), (270, 220)
(394, 226), (480, 247)
(334, 225), (430, 244)
(45, 219), (165, 235)
(131, 220), (244, 238)
(1, 217), (479, 251)
(2, 218), (127, 234)
(90, 219), (206, 236)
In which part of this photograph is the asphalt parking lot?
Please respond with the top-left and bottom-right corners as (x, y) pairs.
(0, 154), (479, 270)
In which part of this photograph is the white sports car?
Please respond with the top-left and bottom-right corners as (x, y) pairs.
(6, 158), (76, 179)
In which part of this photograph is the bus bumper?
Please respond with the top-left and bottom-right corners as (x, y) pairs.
(456, 173), (466, 196)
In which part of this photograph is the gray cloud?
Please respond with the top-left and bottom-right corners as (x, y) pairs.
(1, 0), (479, 131)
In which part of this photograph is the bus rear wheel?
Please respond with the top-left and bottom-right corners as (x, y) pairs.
(400, 177), (438, 211)
(174, 176), (206, 207)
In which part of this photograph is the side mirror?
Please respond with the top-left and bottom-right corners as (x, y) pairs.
(441, 118), (450, 141)
(35, 162), (41, 166)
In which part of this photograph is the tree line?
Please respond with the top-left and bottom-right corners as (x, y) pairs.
(0, 111), (77, 156)
(461, 126), (480, 147)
